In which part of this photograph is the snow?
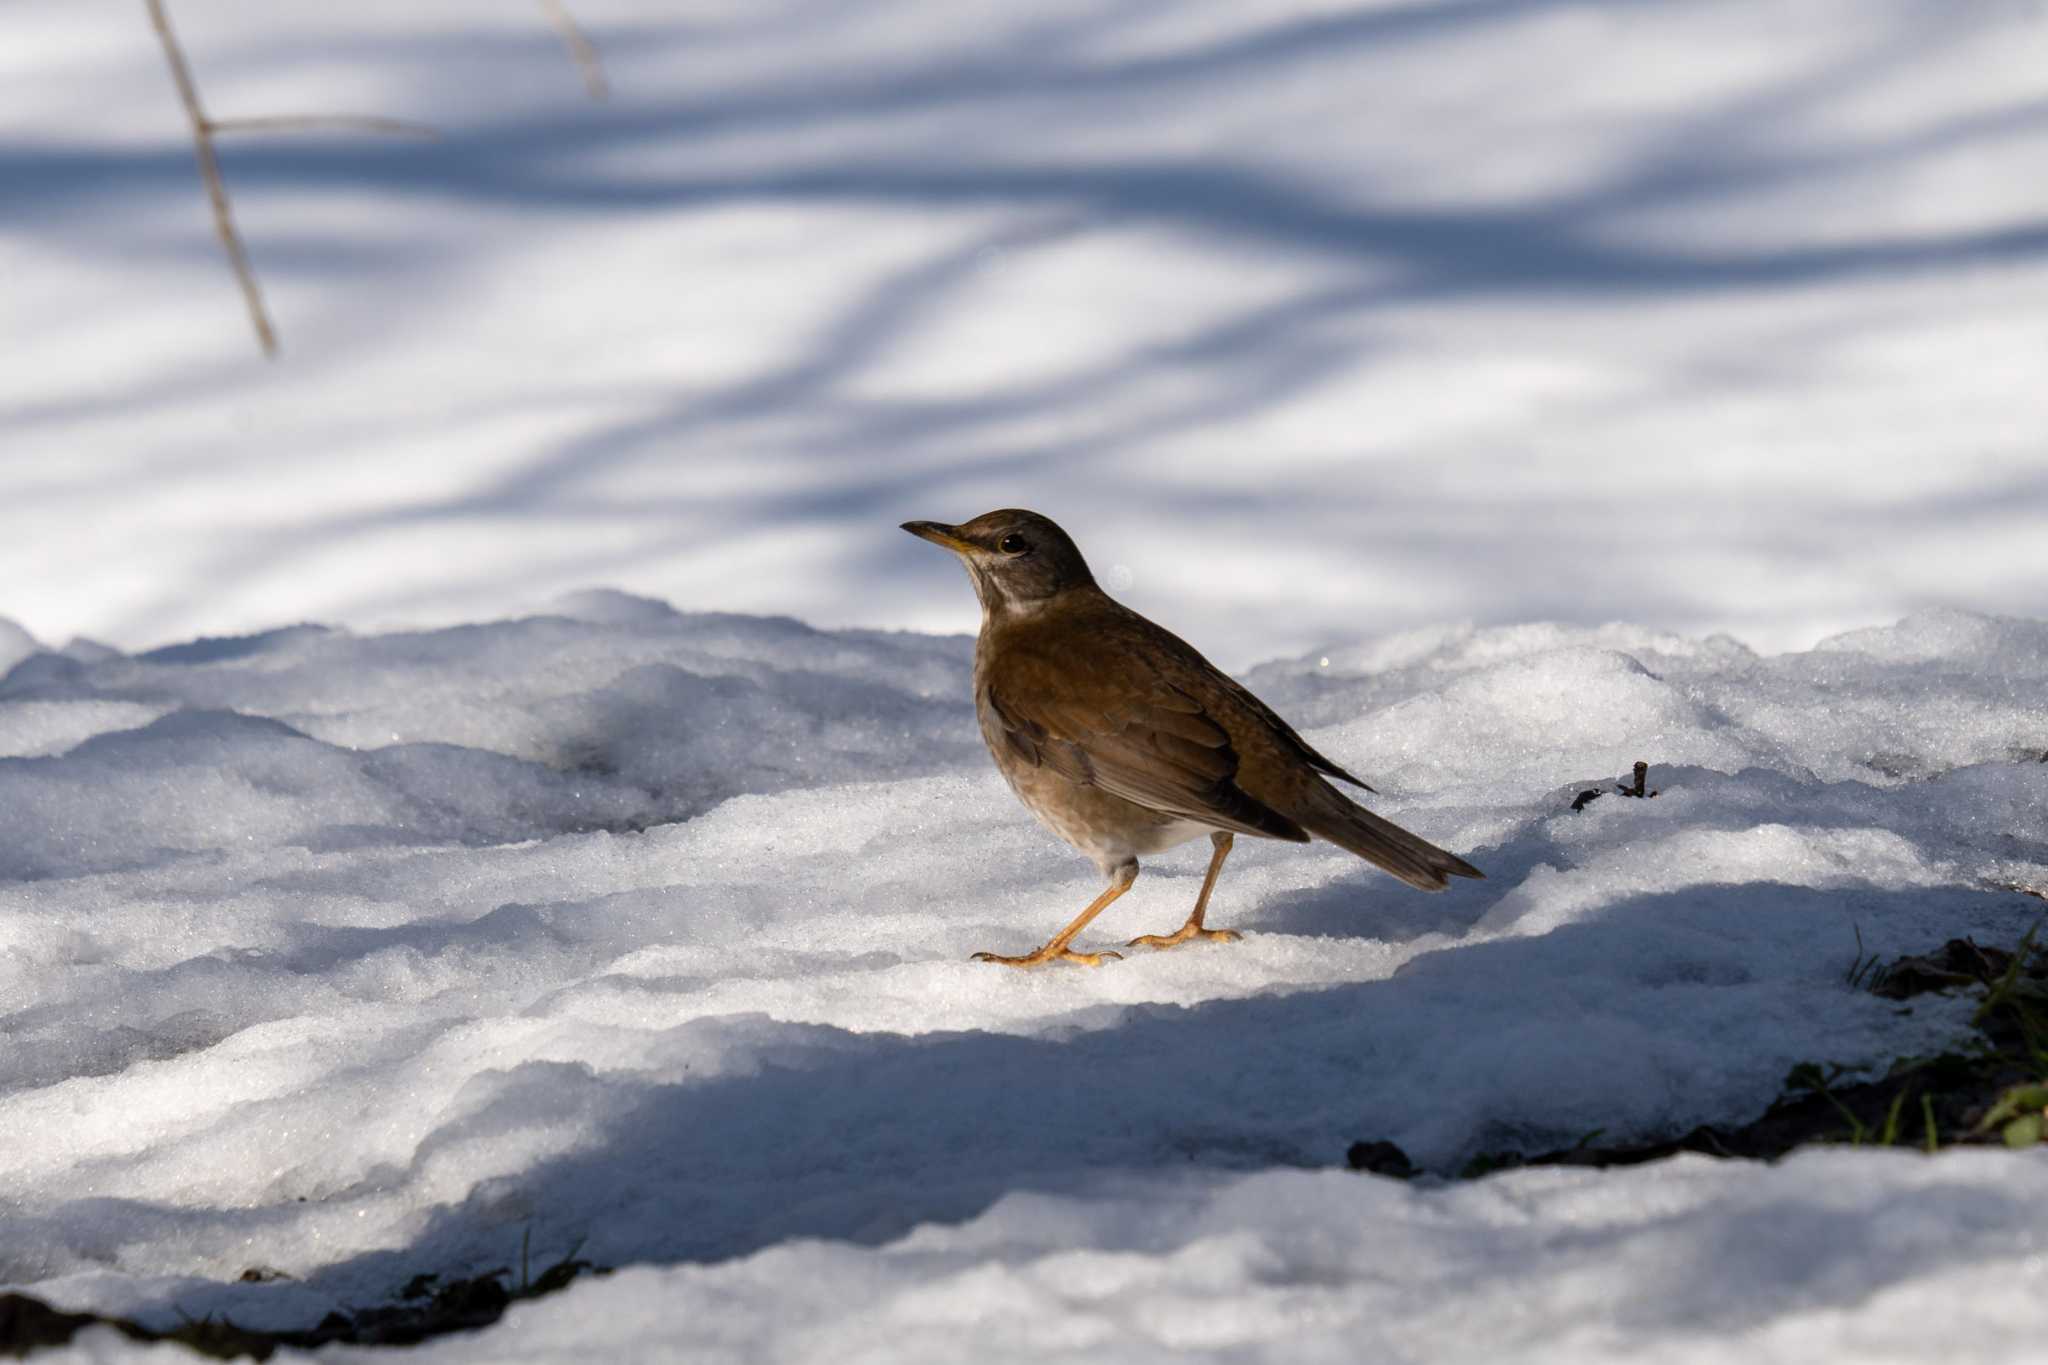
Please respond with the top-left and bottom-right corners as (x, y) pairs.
(5, 0), (2048, 665)
(4, 606), (2047, 1361)
(295, 1154), (2048, 1365)
(9, 0), (2048, 1357)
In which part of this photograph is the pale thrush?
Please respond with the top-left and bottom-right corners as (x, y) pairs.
(902, 509), (1483, 967)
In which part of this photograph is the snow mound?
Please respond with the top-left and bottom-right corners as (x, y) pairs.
(0, 605), (981, 881)
(1253, 610), (2048, 791)
(0, 617), (39, 676)
(3, 607), (2046, 1362)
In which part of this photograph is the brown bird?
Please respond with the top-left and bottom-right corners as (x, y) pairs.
(902, 509), (1483, 967)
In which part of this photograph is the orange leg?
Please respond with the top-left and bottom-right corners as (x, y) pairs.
(1129, 833), (1242, 949)
(974, 862), (1136, 967)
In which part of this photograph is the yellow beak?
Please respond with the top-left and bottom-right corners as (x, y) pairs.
(900, 521), (980, 556)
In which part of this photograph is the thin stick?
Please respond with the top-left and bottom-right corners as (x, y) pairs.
(144, 0), (277, 357)
(206, 114), (439, 139)
(539, 0), (609, 100)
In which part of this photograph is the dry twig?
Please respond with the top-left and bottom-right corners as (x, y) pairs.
(143, 3), (441, 357)
(207, 114), (439, 139)
(539, 0), (610, 100)
(145, 0), (277, 356)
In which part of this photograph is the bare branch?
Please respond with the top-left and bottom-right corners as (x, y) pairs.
(144, 0), (278, 358)
(206, 115), (440, 139)
(538, 0), (609, 100)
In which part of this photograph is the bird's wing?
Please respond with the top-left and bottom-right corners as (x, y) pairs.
(983, 642), (1310, 843)
(1215, 676), (1376, 792)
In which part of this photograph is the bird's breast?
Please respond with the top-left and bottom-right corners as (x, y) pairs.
(973, 690), (1211, 875)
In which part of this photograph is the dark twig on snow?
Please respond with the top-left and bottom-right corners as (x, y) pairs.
(1617, 760), (1658, 799)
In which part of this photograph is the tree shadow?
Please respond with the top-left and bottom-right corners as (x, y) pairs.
(6, 0), (2048, 647)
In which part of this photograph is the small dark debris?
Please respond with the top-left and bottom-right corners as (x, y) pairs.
(1570, 789), (1603, 812)
(0, 1250), (606, 1359)
(1360, 924), (2048, 1180)
(1449, 1055), (1991, 1176)
(159, 1314), (284, 1361)
(1616, 760), (1658, 799)
(430, 1271), (510, 1320)
(1871, 938), (2012, 1000)
(237, 1266), (289, 1284)
(1458, 1149), (1526, 1180)
(0, 1294), (294, 1362)
(1783, 1060), (1842, 1093)
(2, 1293), (121, 1356)
(527, 1258), (594, 1297)
(1344, 1140), (1415, 1179)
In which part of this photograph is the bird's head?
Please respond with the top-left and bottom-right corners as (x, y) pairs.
(901, 509), (1096, 615)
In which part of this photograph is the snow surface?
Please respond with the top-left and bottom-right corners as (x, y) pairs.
(6, 0), (2048, 663)
(9, 0), (2048, 1358)
(323, 1154), (2048, 1365)
(5, 602), (2047, 1362)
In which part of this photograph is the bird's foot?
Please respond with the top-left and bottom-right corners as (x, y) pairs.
(1127, 923), (1242, 950)
(971, 945), (1123, 968)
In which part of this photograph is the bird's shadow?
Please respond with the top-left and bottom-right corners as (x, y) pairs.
(1236, 808), (1571, 941)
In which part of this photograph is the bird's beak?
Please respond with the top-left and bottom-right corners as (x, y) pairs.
(901, 521), (979, 556)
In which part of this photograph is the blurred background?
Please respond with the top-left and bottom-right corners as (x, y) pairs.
(3, 0), (2045, 668)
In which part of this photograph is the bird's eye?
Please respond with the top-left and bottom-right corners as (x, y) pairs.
(998, 533), (1030, 555)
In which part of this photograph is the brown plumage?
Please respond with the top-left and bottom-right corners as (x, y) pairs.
(903, 509), (1483, 967)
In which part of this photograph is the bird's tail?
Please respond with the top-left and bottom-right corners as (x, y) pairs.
(1297, 788), (1484, 892)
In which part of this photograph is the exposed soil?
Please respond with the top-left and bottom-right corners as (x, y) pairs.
(1349, 930), (2048, 1181)
(2, 1255), (595, 1361)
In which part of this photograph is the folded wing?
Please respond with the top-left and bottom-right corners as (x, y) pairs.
(983, 657), (1310, 843)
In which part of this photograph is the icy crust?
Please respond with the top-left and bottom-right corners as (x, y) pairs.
(1, 608), (2047, 1355)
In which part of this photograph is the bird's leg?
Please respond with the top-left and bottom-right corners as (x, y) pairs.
(1129, 833), (1242, 949)
(973, 861), (1136, 967)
